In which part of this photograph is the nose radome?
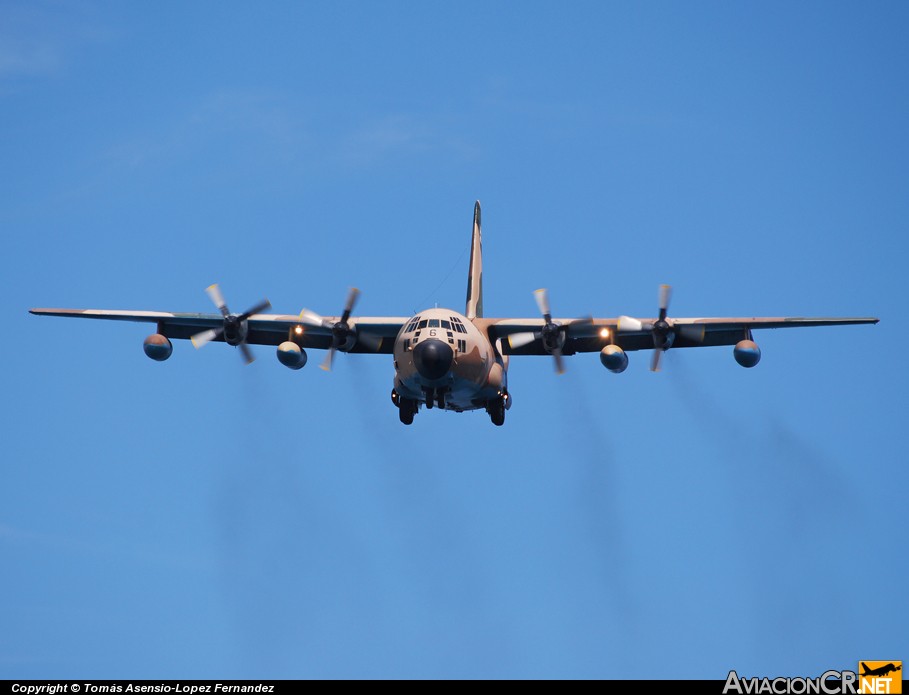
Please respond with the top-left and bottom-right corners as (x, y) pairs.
(412, 339), (454, 381)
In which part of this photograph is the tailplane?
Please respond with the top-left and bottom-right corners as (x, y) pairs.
(465, 200), (483, 319)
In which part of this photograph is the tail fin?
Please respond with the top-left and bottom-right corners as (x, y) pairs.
(465, 200), (483, 319)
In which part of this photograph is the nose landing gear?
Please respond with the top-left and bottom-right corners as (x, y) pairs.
(422, 387), (447, 410)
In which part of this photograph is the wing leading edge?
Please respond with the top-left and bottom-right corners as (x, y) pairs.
(28, 308), (408, 354)
(484, 316), (879, 355)
(30, 309), (879, 356)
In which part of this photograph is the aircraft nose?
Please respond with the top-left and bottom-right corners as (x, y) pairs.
(412, 339), (454, 381)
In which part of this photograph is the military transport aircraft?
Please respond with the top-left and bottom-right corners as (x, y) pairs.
(30, 202), (878, 426)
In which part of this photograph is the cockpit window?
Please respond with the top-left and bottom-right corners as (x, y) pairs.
(428, 319), (440, 327)
(448, 316), (468, 333)
(441, 320), (451, 330)
(418, 320), (427, 329)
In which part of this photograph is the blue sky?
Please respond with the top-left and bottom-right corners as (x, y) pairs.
(2, 1), (906, 679)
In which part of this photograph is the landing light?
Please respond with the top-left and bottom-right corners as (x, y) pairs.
(600, 328), (610, 339)
(294, 325), (303, 335)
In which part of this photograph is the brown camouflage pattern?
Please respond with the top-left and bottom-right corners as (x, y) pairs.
(29, 202), (879, 417)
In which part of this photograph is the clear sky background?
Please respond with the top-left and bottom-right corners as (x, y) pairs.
(2, 1), (906, 679)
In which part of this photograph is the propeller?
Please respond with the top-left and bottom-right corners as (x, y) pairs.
(617, 284), (704, 372)
(191, 284), (271, 364)
(300, 287), (377, 371)
(507, 288), (592, 374)
(650, 284), (672, 372)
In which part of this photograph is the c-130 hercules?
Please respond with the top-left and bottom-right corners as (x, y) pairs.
(31, 202), (878, 426)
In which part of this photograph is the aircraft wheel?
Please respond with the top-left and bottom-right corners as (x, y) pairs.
(488, 397), (505, 427)
(399, 399), (415, 425)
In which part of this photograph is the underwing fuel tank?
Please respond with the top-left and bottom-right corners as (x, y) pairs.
(600, 345), (628, 373)
(733, 340), (761, 368)
(143, 334), (173, 361)
(277, 341), (307, 369)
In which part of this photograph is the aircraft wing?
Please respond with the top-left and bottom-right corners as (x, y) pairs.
(484, 316), (879, 355)
(28, 308), (407, 354)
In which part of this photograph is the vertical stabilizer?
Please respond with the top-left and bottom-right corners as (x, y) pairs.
(465, 200), (483, 319)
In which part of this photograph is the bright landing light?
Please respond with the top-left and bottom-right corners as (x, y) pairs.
(600, 328), (610, 339)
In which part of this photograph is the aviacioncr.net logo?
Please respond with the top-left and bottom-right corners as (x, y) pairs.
(723, 670), (858, 694)
(857, 662), (902, 694)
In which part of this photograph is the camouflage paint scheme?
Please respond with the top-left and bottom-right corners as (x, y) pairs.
(392, 308), (504, 412)
(30, 202), (879, 420)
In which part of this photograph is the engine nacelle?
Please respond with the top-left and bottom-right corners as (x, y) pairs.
(733, 340), (761, 368)
(600, 345), (628, 373)
(277, 341), (307, 369)
(143, 333), (173, 361)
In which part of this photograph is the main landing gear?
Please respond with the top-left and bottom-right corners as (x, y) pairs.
(398, 399), (417, 425)
(393, 388), (510, 426)
(486, 394), (507, 427)
(392, 389), (418, 426)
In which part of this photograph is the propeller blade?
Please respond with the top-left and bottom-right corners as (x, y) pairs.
(533, 288), (551, 321)
(196, 286), (266, 363)
(191, 327), (223, 349)
(340, 287), (360, 323)
(206, 284), (229, 317)
(651, 349), (663, 372)
(239, 341), (255, 365)
(658, 284), (672, 321)
(617, 315), (643, 332)
(553, 349), (566, 375)
(678, 324), (706, 342)
(238, 299), (271, 321)
(299, 308), (331, 329)
(508, 332), (537, 349)
(319, 347), (336, 372)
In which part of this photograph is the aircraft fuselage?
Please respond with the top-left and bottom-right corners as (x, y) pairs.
(392, 307), (506, 412)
